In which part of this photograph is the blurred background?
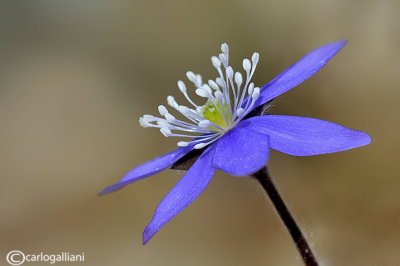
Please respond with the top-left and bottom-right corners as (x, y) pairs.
(0, 0), (399, 265)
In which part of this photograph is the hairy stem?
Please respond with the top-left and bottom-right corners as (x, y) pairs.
(252, 167), (318, 266)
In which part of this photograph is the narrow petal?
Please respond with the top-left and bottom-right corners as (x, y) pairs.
(246, 40), (347, 112)
(212, 126), (269, 176)
(99, 145), (194, 195)
(241, 115), (371, 156)
(142, 145), (216, 244)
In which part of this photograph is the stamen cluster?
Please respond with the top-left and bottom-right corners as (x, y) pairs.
(139, 43), (261, 149)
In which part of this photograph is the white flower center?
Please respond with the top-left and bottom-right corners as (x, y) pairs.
(139, 43), (260, 149)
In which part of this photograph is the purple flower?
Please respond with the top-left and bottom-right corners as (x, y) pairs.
(100, 40), (371, 244)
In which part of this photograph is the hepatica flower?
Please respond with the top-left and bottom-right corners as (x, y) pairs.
(101, 40), (371, 245)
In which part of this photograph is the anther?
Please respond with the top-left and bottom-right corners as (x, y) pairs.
(158, 105), (169, 116)
(157, 120), (169, 127)
(178, 106), (190, 115)
(252, 87), (260, 99)
(139, 117), (151, 128)
(194, 143), (207, 149)
(226, 66), (234, 79)
(216, 77), (225, 87)
(186, 71), (197, 83)
(167, 96), (179, 109)
(235, 72), (243, 87)
(219, 53), (228, 66)
(248, 83), (255, 95)
(195, 88), (208, 98)
(221, 43), (229, 55)
(214, 91), (223, 102)
(198, 120), (213, 128)
(201, 84), (212, 94)
(252, 52), (259, 65)
(196, 74), (202, 85)
(177, 141), (189, 147)
(236, 108), (244, 117)
(177, 80), (187, 93)
(211, 56), (221, 69)
(208, 80), (219, 91)
(143, 114), (156, 121)
(160, 128), (171, 137)
(165, 113), (176, 123)
(243, 58), (251, 72)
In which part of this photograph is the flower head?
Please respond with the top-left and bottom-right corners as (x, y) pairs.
(139, 43), (261, 150)
(100, 40), (371, 245)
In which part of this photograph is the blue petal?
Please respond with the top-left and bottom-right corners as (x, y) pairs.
(212, 126), (269, 176)
(246, 40), (347, 112)
(99, 145), (194, 195)
(142, 145), (216, 244)
(241, 115), (371, 156)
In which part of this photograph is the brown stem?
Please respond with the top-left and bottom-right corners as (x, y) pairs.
(252, 167), (319, 266)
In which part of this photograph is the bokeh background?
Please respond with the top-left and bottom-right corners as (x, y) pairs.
(0, 0), (399, 265)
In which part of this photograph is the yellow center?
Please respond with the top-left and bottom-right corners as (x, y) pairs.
(201, 100), (228, 129)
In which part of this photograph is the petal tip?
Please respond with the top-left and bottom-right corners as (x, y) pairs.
(98, 183), (125, 196)
(352, 130), (371, 148)
(320, 39), (348, 60)
(253, 39), (348, 111)
(336, 39), (348, 48)
(324, 40), (347, 51)
(360, 131), (372, 146)
(142, 226), (154, 245)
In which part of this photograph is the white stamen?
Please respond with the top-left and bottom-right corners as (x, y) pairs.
(198, 120), (213, 128)
(248, 83), (254, 95)
(143, 114), (156, 121)
(178, 105), (191, 115)
(252, 52), (259, 65)
(194, 143), (207, 149)
(167, 96), (180, 110)
(167, 95), (174, 105)
(165, 113), (176, 123)
(214, 90), (223, 102)
(157, 120), (169, 127)
(186, 71), (196, 83)
(196, 74), (202, 85)
(201, 84), (212, 94)
(236, 108), (244, 117)
(221, 43), (229, 55)
(195, 88), (208, 98)
(139, 117), (151, 128)
(226, 66), (234, 79)
(219, 53), (228, 67)
(252, 87), (260, 99)
(243, 58), (251, 72)
(208, 80), (220, 91)
(211, 56), (221, 69)
(177, 80), (187, 93)
(158, 105), (168, 116)
(234, 72), (243, 87)
(216, 77), (225, 88)
(141, 43), (261, 149)
(160, 128), (171, 137)
(177, 141), (189, 147)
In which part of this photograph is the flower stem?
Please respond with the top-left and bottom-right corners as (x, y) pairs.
(252, 167), (319, 266)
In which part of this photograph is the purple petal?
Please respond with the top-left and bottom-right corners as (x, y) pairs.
(241, 115), (371, 156)
(99, 145), (194, 195)
(246, 40), (347, 112)
(142, 145), (216, 244)
(212, 126), (269, 176)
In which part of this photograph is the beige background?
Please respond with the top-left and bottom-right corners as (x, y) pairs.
(0, 0), (399, 265)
